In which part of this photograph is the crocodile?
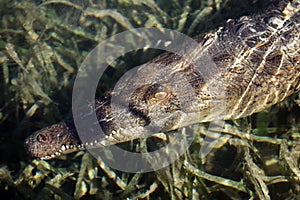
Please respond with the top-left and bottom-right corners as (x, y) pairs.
(25, 0), (300, 160)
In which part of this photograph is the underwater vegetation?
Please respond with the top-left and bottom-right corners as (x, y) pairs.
(0, 0), (300, 199)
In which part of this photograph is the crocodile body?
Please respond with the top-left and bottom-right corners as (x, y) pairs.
(25, 0), (300, 159)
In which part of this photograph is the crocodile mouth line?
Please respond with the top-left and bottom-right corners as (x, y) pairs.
(40, 144), (85, 160)
(39, 138), (116, 160)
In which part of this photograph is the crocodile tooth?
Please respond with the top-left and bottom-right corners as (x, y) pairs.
(43, 156), (49, 159)
(61, 145), (66, 151)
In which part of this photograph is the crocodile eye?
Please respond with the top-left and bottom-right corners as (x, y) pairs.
(154, 91), (168, 100)
(37, 133), (51, 143)
(145, 84), (171, 103)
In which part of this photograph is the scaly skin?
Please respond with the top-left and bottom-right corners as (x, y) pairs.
(25, 0), (300, 160)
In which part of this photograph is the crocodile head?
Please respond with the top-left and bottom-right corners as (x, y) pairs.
(24, 60), (215, 159)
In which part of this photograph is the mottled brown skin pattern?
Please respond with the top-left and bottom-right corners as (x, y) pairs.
(25, 0), (300, 159)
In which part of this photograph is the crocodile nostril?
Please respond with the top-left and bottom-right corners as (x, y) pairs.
(37, 133), (51, 143)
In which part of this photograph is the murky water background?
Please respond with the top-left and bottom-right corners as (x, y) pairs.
(0, 0), (299, 199)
